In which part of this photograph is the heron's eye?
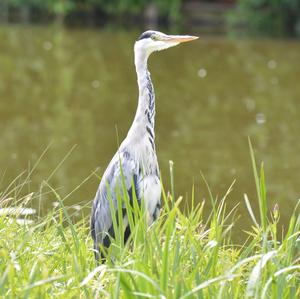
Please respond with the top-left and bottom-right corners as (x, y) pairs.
(151, 35), (159, 41)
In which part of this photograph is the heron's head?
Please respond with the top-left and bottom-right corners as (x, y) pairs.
(134, 30), (198, 59)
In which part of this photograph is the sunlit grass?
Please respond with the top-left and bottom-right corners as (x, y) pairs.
(0, 144), (299, 298)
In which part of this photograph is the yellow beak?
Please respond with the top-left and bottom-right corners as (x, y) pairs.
(161, 34), (199, 43)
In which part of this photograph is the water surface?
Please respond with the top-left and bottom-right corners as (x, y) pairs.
(1, 25), (300, 238)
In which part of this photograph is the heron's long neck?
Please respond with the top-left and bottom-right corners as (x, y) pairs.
(128, 51), (156, 143)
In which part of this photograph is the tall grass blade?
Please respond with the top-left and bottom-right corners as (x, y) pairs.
(244, 193), (259, 227)
(261, 266), (300, 299)
(246, 250), (277, 298)
(248, 138), (268, 231)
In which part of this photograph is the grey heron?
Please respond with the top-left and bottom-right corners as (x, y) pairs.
(91, 30), (198, 261)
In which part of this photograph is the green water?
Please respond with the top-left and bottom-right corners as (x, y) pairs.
(1, 25), (300, 237)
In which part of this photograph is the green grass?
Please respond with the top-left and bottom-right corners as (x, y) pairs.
(0, 144), (299, 298)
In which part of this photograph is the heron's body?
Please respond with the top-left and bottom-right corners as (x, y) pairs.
(91, 31), (198, 261)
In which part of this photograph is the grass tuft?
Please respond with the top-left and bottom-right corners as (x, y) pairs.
(0, 146), (299, 298)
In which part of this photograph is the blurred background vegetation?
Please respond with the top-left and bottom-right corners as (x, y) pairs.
(0, 0), (183, 26)
(231, 0), (300, 37)
(0, 0), (300, 36)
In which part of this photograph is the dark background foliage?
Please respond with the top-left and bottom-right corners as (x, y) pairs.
(1, 0), (300, 36)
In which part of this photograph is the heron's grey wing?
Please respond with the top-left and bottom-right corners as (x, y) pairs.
(91, 149), (140, 250)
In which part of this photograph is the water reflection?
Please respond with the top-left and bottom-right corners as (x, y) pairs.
(1, 25), (300, 240)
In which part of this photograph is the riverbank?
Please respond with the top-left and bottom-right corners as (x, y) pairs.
(0, 146), (299, 298)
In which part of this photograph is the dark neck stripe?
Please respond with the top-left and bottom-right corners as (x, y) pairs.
(148, 137), (155, 150)
(146, 125), (154, 139)
(143, 72), (155, 127)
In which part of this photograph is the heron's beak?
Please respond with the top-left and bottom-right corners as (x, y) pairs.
(161, 34), (199, 43)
